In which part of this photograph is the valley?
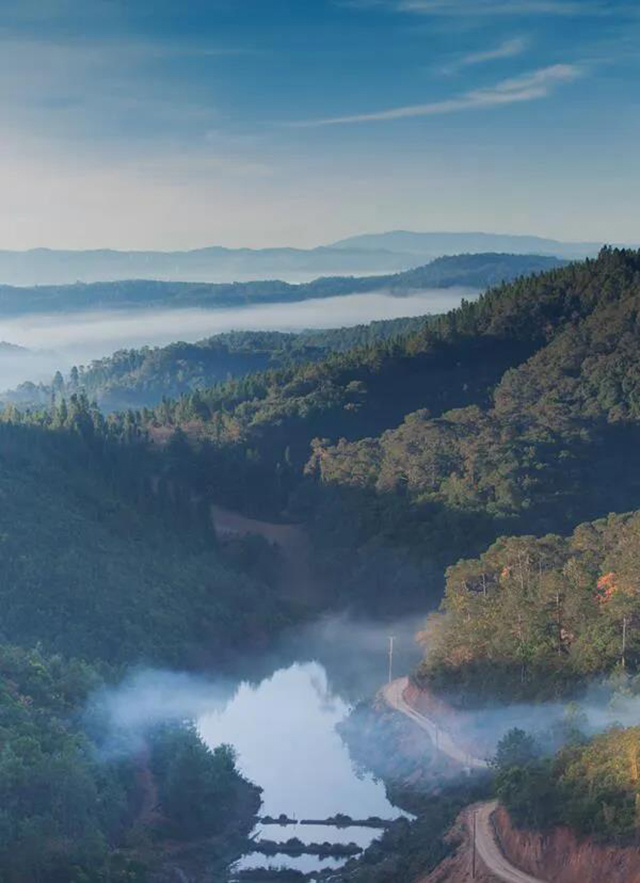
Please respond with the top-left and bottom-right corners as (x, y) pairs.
(3, 0), (639, 879)
(2, 249), (640, 881)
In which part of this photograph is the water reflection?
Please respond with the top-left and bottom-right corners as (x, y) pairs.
(198, 662), (404, 871)
(234, 852), (347, 874)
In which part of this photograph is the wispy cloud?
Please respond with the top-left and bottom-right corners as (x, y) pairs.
(442, 36), (528, 73)
(397, 0), (606, 15)
(291, 63), (582, 127)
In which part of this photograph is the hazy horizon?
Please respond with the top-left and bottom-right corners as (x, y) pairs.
(0, 227), (620, 254)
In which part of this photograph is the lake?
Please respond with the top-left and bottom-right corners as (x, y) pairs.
(197, 660), (408, 876)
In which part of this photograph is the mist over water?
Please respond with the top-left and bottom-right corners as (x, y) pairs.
(90, 615), (640, 772)
(0, 286), (478, 391)
(198, 661), (401, 820)
(89, 614), (424, 758)
(85, 615), (640, 874)
(88, 616), (422, 873)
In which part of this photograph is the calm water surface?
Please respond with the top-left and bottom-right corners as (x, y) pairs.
(197, 661), (407, 874)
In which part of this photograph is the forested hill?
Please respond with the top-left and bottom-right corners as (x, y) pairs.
(6, 248), (640, 620)
(126, 247), (635, 474)
(0, 418), (290, 667)
(0, 252), (562, 315)
(40, 245), (637, 613)
(4, 317), (429, 412)
(2, 248), (640, 877)
(302, 248), (640, 604)
(420, 511), (640, 703)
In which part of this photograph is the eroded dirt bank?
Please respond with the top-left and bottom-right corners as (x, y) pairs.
(402, 682), (640, 883)
(493, 805), (640, 883)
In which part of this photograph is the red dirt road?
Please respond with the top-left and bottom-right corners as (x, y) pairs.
(382, 678), (547, 883)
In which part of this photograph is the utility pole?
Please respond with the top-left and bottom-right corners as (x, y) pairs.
(388, 635), (395, 684)
(622, 616), (628, 669)
(472, 810), (477, 878)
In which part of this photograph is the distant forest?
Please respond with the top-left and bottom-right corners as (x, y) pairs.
(7, 247), (640, 618)
(0, 251), (562, 315)
(4, 317), (430, 411)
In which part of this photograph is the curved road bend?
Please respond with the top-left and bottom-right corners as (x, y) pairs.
(475, 801), (545, 883)
(382, 677), (489, 770)
(382, 678), (547, 883)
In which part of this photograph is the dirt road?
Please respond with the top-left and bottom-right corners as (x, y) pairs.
(475, 802), (545, 883)
(382, 677), (489, 770)
(382, 679), (548, 883)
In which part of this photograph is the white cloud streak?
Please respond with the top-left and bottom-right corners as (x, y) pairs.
(444, 36), (528, 72)
(292, 63), (582, 127)
(397, 0), (606, 15)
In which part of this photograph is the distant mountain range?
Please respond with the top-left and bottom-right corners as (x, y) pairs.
(0, 230), (614, 286)
(0, 252), (564, 316)
(329, 230), (609, 259)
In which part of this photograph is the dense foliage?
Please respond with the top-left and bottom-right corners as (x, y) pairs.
(6, 249), (640, 615)
(418, 511), (640, 702)
(0, 645), (143, 882)
(149, 726), (261, 841)
(0, 416), (289, 665)
(495, 725), (640, 844)
(0, 643), (261, 881)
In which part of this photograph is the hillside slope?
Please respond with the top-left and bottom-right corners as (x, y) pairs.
(3, 318), (429, 412)
(0, 418), (288, 666)
(7, 249), (640, 617)
(0, 252), (562, 315)
(85, 248), (640, 610)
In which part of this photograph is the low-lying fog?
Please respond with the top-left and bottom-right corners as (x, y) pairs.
(87, 612), (640, 877)
(0, 286), (478, 391)
(88, 615), (422, 873)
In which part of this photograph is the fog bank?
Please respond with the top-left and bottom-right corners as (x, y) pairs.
(87, 616), (640, 775)
(0, 286), (478, 391)
(87, 613), (424, 758)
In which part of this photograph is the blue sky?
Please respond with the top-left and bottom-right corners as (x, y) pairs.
(0, 0), (638, 249)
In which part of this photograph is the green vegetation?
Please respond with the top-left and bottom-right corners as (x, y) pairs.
(5, 249), (640, 614)
(5, 319), (431, 412)
(495, 725), (640, 844)
(86, 247), (640, 612)
(3, 249), (640, 653)
(0, 417), (275, 875)
(0, 252), (562, 315)
(149, 725), (261, 841)
(1, 247), (640, 875)
(0, 418), (290, 666)
(0, 644), (141, 882)
(418, 511), (640, 703)
(0, 643), (261, 881)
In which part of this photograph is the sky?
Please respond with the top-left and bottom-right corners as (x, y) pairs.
(0, 0), (639, 249)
